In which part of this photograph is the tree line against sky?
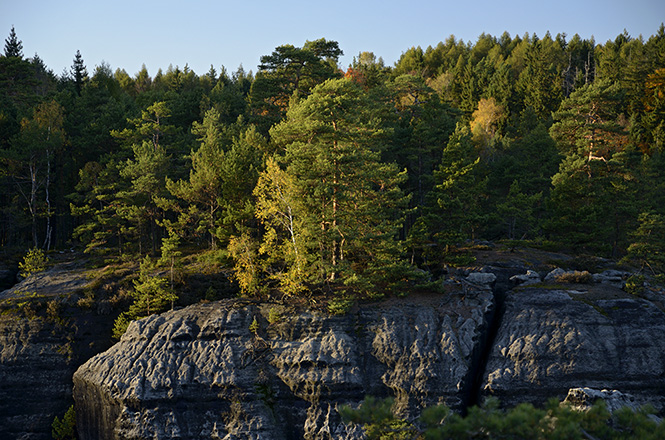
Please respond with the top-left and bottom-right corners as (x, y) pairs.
(1, 25), (665, 303)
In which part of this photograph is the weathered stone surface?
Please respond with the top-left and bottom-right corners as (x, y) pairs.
(73, 291), (494, 440)
(563, 387), (641, 413)
(592, 270), (629, 288)
(0, 260), (90, 300)
(482, 288), (665, 413)
(0, 317), (73, 440)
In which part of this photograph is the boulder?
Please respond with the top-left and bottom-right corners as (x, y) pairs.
(592, 270), (629, 288)
(509, 270), (541, 286)
(563, 387), (640, 413)
(466, 272), (497, 288)
(544, 268), (566, 282)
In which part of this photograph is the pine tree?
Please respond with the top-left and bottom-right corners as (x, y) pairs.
(549, 80), (640, 256)
(113, 101), (174, 254)
(624, 212), (665, 274)
(249, 39), (343, 130)
(166, 109), (263, 249)
(244, 78), (411, 294)
(130, 255), (176, 316)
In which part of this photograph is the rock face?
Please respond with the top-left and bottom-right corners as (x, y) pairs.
(73, 289), (494, 440)
(482, 287), (665, 413)
(6, 255), (665, 439)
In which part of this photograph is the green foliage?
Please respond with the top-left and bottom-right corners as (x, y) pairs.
(548, 80), (640, 257)
(267, 307), (281, 325)
(3, 27), (665, 305)
(327, 294), (355, 315)
(249, 317), (259, 334)
(339, 397), (416, 439)
(625, 274), (645, 296)
(227, 232), (263, 296)
(112, 312), (131, 340)
(4, 25), (23, 58)
(18, 247), (47, 278)
(51, 404), (76, 440)
(341, 396), (665, 440)
(624, 212), (665, 274)
(249, 38), (343, 128)
(418, 123), (488, 259)
(240, 77), (412, 297)
(131, 255), (177, 316)
(158, 228), (182, 291)
(112, 255), (177, 340)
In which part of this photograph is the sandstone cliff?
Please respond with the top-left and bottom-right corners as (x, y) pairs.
(72, 266), (665, 439)
(0, 259), (115, 439)
(73, 287), (494, 440)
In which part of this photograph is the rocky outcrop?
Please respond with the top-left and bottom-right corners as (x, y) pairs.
(73, 288), (495, 440)
(4, 253), (664, 439)
(482, 287), (665, 413)
(0, 317), (73, 439)
(563, 387), (641, 413)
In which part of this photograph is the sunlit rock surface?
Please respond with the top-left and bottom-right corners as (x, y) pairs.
(482, 287), (665, 413)
(74, 290), (494, 440)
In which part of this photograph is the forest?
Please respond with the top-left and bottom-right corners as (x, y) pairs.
(2, 25), (665, 314)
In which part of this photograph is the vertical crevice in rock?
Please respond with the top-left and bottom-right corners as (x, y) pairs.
(463, 269), (513, 411)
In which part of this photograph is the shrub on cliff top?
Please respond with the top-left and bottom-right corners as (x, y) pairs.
(18, 248), (47, 278)
(555, 270), (593, 284)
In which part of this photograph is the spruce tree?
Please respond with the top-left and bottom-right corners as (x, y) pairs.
(71, 50), (88, 95)
(3, 26), (23, 58)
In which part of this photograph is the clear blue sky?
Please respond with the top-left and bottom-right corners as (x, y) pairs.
(2, 0), (663, 78)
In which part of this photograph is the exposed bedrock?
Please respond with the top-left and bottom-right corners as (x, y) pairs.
(73, 288), (495, 440)
(72, 268), (665, 438)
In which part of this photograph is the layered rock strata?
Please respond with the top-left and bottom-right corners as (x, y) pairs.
(73, 288), (494, 440)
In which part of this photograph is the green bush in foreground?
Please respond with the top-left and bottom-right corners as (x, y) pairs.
(52, 404), (76, 440)
(340, 396), (664, 439)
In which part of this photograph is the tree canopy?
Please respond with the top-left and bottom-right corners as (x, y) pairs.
(1, 26), (665, 304)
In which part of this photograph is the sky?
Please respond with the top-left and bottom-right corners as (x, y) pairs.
(1, 0), (664, 78)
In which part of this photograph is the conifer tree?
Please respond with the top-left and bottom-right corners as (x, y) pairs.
(71, 50), (88, 95)
(3, 26), (23, 58)
(241, 78), (410, 295)
(113, 101), (174, 254)
(549, 80), (639, 256)
(426, 123), (487, 251)
(166, 108), (263, 249)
